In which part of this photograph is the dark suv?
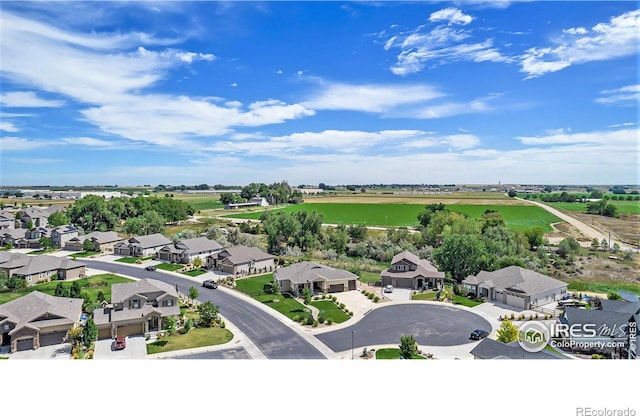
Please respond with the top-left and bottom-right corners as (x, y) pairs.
(145, 266), (157, 271)
(470, 329), (489, 340)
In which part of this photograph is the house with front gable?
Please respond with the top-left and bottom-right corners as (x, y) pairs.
(64, 231), (124, 252)
(274, 261), (358, 296)
(1, 228), (27, 247)
(51, 225), (79, 248)
(209, 245), (275, 276)
(0, 291), (83, 352)
(0, 211), (15, 230)
(157, 237), (222, 264)
(114, 233), (172, 257)
(93, 278), (180, 339)
(380, 251), (445, 290)
(15, 227), (51, 249)
(0, 253), (85, 285)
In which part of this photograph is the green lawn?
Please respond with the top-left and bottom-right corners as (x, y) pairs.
(567, 280), (640, 296)
(146, 327), (233, 354)
(452, 295), (482, 307)
(0, 273), (133, 305)
(412, 291), (438, 301)
(234, 273), (274, 295)
(115, 257), (139, 264)
(27, 247), (59, 255)
(179, 304), (200, 321)
(254, 293), (308, 320)
(181, 269), (208, 277)
(70, 251), (101, 259)
(359, 271), (381, 284)
(375, 348), (426, 359)
(155, 262), (184, 272)
(310, 300), (350, 323)
(226, 203), (561, 231)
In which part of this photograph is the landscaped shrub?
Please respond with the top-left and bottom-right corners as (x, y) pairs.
(314, 296), (320, 301)
(348, 311), (354, 316)
(318, 316), (325, 324)
(368, 293), (374, 299)
(306, 314), (314, 326)
(343, 309), (349, 314)
(220, 320), (226, 329)
(339, 303), (345, 309)
(312, 320), (319, 328)
(292, 314), (300, 323)
(373, 296), (380, 303)
(321, 294), (327, 299)
(331, 296), (337, 302)
(326, 318), (333, 325)
(510, 313), (515, 320)
(519, 313), (525, 320)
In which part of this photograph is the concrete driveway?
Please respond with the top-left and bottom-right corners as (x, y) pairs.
(382, 287), (412, 302)
(94, 336), (147, 359)
(7, 343), (71, 360)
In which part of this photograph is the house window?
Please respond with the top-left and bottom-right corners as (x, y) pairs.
(165, 299), (173, 307)
(131, 299), (140, 309)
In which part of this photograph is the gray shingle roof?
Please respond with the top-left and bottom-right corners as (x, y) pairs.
(51, 224), (78, 235)
(218, 245), (274, 265)
(129, 233), (172, 249)
(0, 291), (83, 335)
(110, 278), (177, 304)
(2, 229), (27, 240)
(12, 255), (84, 276)
(176, 237), (222, 255)
(381, 250), (444, 280)
(274, 261), (357, 285)
(563, 308), (639, 340)
(470, 338), (564, 359)
(463, 266), (567, 296)
(83, 231), (123, 244)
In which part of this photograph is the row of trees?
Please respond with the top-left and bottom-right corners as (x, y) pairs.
(67, 195), (194, 233)
(219, 181), (304, 206)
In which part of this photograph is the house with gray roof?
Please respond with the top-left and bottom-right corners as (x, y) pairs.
(92, 278), (180, 339)
(51, 225), (79, 248)
(0, 254), (85, 285)
(114, 233), (172, 257)
(559, 305), (639, 359)
(0, 252), (30, 276)
(210, 245), (274, 276)
(0, 211), (15, 230)
(380, 251), (445, 290)
(63, 231), (124, 252)
(274, 261), (358, 296)
(1, 228), (27, 247)
(15, 227), (52, 249)
(18, 206), (65, 228)
(157, 237), (222, 264)
(470, 338), (565, 360)
(0, 291), (83, 352)
(463, 266), (568, 310)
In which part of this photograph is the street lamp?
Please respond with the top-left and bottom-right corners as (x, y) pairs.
(351, 331), (354, 360)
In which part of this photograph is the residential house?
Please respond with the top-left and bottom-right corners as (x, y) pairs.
(64, 231), (124, 252)
(463, 266), (568, 310)
(380, 251), (445, 290)
(559, 301), (639, 359)
(93, 278), (180, 339)
(274, 261), (358, 296)
(14, 227), (51, 249)
(0, 253), (85, 285)
(0, 291), (83, 352)
(209, 245), (274, 276)
(50, 225), (79, 248)
(1, 229), (27, 247)
(0, 211), (15, 230)
(157, 237), (222, 264)
(18, 206), (65, 228)
(224, 197), (269, 209)
(114, 233), (172, 257)
(470, 338), (565, 360)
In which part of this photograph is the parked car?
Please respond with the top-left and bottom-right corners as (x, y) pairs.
(202, 279), (218, 289)
(384, 285), (394, 293)
(470, 329), (489, 340)
(145, 266), (157, 271)
(113, 337), (126, 350)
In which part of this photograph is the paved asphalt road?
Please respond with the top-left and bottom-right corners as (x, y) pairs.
(315, 303), (492, 352)
(80, 260), (326, 359)
(168, 347), (251, 360)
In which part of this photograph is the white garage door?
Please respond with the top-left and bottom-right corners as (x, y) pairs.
(506, 294), (525, 309)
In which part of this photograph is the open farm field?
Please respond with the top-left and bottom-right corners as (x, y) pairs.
(546, 201), (640, 215)
(225, 203), (561, 231)
(171, 194), (224, 211)
(304, 192), (520, 205)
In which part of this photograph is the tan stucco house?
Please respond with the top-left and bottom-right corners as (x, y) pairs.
(380, 251), (445, 290)
(274, 261), (358, 296)
(210, 245), (274, 276)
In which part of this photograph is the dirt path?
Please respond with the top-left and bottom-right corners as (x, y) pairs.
(517, 198), (634, 251)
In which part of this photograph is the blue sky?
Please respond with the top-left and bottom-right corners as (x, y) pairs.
(0, 1), (638, 186)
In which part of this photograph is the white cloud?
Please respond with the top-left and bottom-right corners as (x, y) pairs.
(0, 122), (19, 132)
(429, 8), (473, 26)
(607, 122), (636, 128)
(516, 128), (638, 145)
(175, 51), (216, 63)
(519, 10), (640, 78)
(305, 82), (442, 113)
(0, 136), (52, 151)
(405, 96), (495, 119)
(595, 84), (640, 105)
(62, 137), (115, 147)
(230, 82), (238, 87)
(443, 134), (480, 149)
(276, 69), (283, 74)
(0, 91), (65, 107)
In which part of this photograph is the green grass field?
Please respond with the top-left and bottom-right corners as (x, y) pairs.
(567, 280), (640, 296)
(309, 300), (350, 323)
(234, 273), (274, 295)
(146, 327), (233, 354)
(254, 293), (308, 320)
(226, 203), (561, 231)
(171, 194), (224, 211)
(375, 348), (426, 359)
(0, 274), (133, 305)
(155, 262), (184, 272)
(115, 257), (139, 264)
(359, 271), (381, 284)
(180, 269), (208, 277)
(546, 201), (640, 215)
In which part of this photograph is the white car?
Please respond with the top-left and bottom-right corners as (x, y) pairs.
(384, 285), (394, 293)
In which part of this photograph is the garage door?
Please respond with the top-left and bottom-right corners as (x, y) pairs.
(506, 294), (525, 309)
(348, 280), (356, 291)
(40, 331), (67, 347)
(328, 284), (344, 293)
(98, 327), (112, 340)
(16, 338), (34, 351)
(395, 279), (413, 288)
(116, 323), (144, 338)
